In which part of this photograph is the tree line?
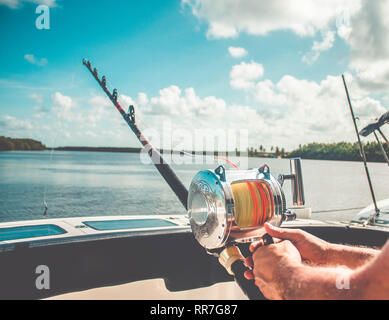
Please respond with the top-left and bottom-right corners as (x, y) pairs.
(1, 135), (388, 163)
(0, 136), (46, 151)
(246, 145), (286, 158)
(288, 142), (389, 163)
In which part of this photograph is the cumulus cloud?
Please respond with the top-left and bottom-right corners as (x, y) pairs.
(134, 85), (227, 117)
(32, 107), (48, 119)
(253, 79), (287, 106)
(103, 69), (387, 150)
(86, 95), (113, 126)
(51, 92), (79, 122)
(228, 46), (248, 58)
(182, 0), (360, 38)
(302, 30), (335, 64)
(0, 115), (33, 130)
(6, 56), (387, 151)
(88, 95), (111, 109)
(229, 61), (264, 89)
(233, 69), (387, 146)
(184, 0), (389, 90)
(4, 73), (387, 150)
(29, 93), (43, 104)
(0, 0), (57, 9)
(24, 54), (48, 66)
(342, 0), (389, 90)
(48, 92), (137, 134)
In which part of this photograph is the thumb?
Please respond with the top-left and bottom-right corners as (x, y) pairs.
(264, 222), (301, 241)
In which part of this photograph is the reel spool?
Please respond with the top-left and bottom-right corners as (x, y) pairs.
(188, 164), (290, 250)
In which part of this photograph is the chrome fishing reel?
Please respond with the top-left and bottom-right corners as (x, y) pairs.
(188, 164), (287, 250)
(187, 158), (308, 299)
(188, 159), (306, 251)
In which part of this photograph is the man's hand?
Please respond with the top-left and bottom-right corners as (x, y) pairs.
(243, 224), (386, 299)
(248, 223), (378, 269)
(245, 239), (389, 300)
(244, 239), (302, 299)
(250, 222), (332, 265)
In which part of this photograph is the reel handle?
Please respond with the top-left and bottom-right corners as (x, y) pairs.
(262, 233), (274, 245)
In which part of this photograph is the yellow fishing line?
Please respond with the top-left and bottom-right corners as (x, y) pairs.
(258, 180), (274, 223)
(231, 180), (273, 228)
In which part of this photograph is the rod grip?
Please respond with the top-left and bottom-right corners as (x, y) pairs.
(231, 233), (273, 300)
(231, 260), (266, 300)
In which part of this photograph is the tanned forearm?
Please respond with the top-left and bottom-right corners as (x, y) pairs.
(351, 241), (389, 299)
(277, 241), (389, 300)
(277, 264), (356, 300)
(324, 243), (379, 269)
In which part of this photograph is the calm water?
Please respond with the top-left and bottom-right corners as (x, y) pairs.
(0, 151), (388, 223)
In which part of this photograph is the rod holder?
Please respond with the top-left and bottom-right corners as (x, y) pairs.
(290, 158), (305, 206)
(278, 158), (305, 207)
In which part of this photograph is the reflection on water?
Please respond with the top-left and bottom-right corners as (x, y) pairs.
(0, 151), (388, 223)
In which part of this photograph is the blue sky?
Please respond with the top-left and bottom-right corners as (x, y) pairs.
(0, 0), (388, 150)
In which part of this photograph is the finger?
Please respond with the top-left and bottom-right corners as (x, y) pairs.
(244, 256), (253, 268)
(244, 270), (254, 280)
(250, 239), (264, 252)
(264, 222), (302, 241)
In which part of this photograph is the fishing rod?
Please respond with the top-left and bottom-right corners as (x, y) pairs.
(373, 131), (389, 166)
(83, 59), (305, 300)
(82, 59), (188, 209)
(341, 74), (380, 223)
(377, 128), (389, 144)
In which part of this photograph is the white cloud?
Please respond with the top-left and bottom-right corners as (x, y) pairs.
(229, 61), (264, 89)
(0, 115), (33, 130)
(109, 72), (385, 150)
(29, 93), (43, 104)
(85, 130), (98, 138)
(6, 52), (388, 151)
(4, 73), (387, 150)
(137, 92), (149, 105)
(0, 0), (57, 9)
(302, 30), (335, 64)
(118, 94), (136, 109)
(183, 0), (360, 38)
(51, 92), (78, 122)
(24, 54), (48, 66)
(138, 85), (227, 117)
(228, 46), (248, 58)
(353, 97), (387, 118)
(253, 79), (287, 106)
(86, 95), (112, 126)
(88, 95), (111, 109)
(149, 86), (184, 115)
(0, 0), (18, 8)
(184, 0), (389, 90)
(233, 69), (387, 146)
(342, 0), (389, 90)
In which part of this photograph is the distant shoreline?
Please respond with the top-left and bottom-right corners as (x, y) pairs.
(2, 147), (387, 163)
(1, 136), (388, 163)
(51, 146), (273, 158)
(53, 146), (142, 153)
